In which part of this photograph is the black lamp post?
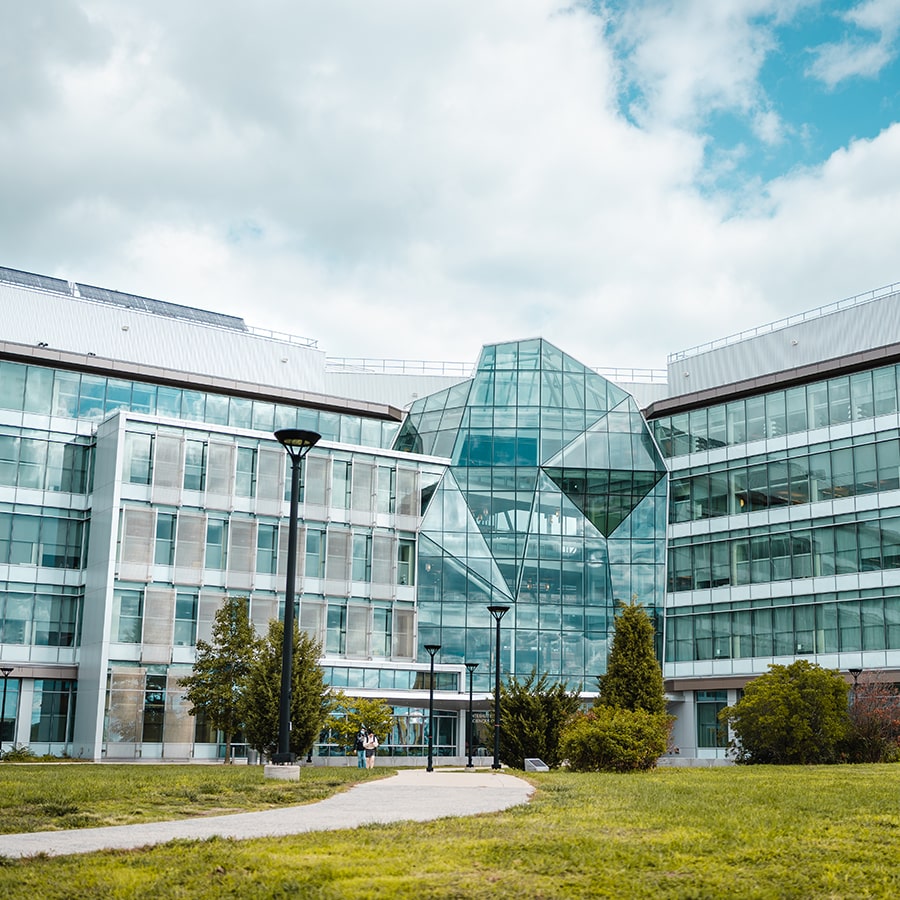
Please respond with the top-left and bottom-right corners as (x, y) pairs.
(487, 605), (509, 770)
(849, 667), (863, 707)
(273, 429), (321, 764)
(464, 662), (478, 768)
(0, 667), (12, 754)
(425, 644), (441, 772)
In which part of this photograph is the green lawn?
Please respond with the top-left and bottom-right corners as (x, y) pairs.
(0, 764), (898, 899)
(0, 763), (381, 833)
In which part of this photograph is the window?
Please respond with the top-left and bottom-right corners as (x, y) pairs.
(256, 524), (278, 574)
(0, 674), (19, 743)
(332, 460), (351, 509)
(183, 440), (206, 491)
(696, 691), (728, 748)
(326, 604), (346, 654)
(23, 365), (53, 415)
(1, 593), (31, 644)
(18, 438), (46, 489)
(30, 680), (75, 743)
(154, 513), (176, 566)
(377, 466), (395, 514)
(10, 516), (39, 565)
(235, 447), (256, 498)
(0, 360), (26, 411)
(52, 370), (81, 418)
(33, 593), (78, 647)
(785, 386), (807, 432)
(206, 519), (227, 570)
(39, 516), (83, 568)
(142, 674), (166, 742)
(174, 592), (198, 647)
(305, 527), (326, 579)
(372, 607), (391, 657)
(114, 590), (143, 642)
(352, 533), (371, 582)
(48, 438), (91, 494)
(397, 539), (415, 585)
(874, 367), (898, 416)
(157, 386), (183, 418)
(0, 435), (16, 486)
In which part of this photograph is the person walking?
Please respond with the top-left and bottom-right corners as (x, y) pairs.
(355, 728), (367, 769)
(364, 730), (379, 769)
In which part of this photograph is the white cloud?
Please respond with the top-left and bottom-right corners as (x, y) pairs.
(611, 0), (811, 129)
(1, 1), (899, 374)
(846, 0), (900, 34)
(807, 39), (893, 85)
(807, 0), (900, 86)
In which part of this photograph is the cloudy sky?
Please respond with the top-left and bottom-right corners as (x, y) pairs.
(4, 1), (900, 371)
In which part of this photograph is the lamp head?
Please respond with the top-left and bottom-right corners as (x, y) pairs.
(275, 429), (321, 460)
(487, 605), (510, 621)
(424, 644), (441, 657)
(465, 662), (479, 673)
(0, 667), (12, 677)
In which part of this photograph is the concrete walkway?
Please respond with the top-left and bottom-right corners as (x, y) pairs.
(0, 769), (534, 859)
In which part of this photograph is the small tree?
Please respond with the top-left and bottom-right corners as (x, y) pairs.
(597, 601), (666, 715)
(561, 600), (670, 773)
(328, 693), (394, 753)
(180, 596), (258, 763)
(847, 673), (900, 763)
(241, 620), (333, 760)
(498, 671), (582, 768)
(722, 660), (851, 764)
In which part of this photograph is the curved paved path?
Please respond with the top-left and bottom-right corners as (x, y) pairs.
(0, 769), (533, 859)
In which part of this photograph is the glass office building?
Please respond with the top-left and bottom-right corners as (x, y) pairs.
(398, 339), (667, 686)
(0, 266), (666, 762)
(2, 263), (898, 764)
(649, 284), (900, 759)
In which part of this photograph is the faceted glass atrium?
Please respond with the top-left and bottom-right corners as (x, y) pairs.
(395, 338), (668, 687)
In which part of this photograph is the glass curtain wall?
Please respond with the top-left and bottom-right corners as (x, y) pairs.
(396, 339), (668, 688)
(0, 358), (399, 450)
(653, 365), (900, 459)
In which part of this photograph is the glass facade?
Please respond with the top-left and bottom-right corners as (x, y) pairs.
(0, 358), (400, 451)
(397, 339), (667, 687)
(668, 509), (900, 592)
(653, 364), (900, 459)
(9, 264), (900, 763)
(667, 589), (900, 661)
(669, 431), (900, 523)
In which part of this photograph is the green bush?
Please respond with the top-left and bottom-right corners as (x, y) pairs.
(846, 674), (900, 763)
(722, 660), (851, 764)
(498, 671), (582, 768)
(560, 707), (670, 772)
(1, 746), (38, 762)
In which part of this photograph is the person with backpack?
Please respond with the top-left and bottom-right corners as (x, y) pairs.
(364, 730), (379, 768)
(355, 728), (367, 768)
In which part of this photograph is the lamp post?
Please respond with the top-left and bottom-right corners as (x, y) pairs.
(487, 605), (509, 770)
(425, 644), (441, 772)
(849, 667), (862, 708)
(0, 667), (12, 755)
(464, 662), (478, 768)
(273, 429), (321, 764)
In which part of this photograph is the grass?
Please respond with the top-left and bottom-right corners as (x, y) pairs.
(0, 763), (383, 833)
(0, 764), (898, 898)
